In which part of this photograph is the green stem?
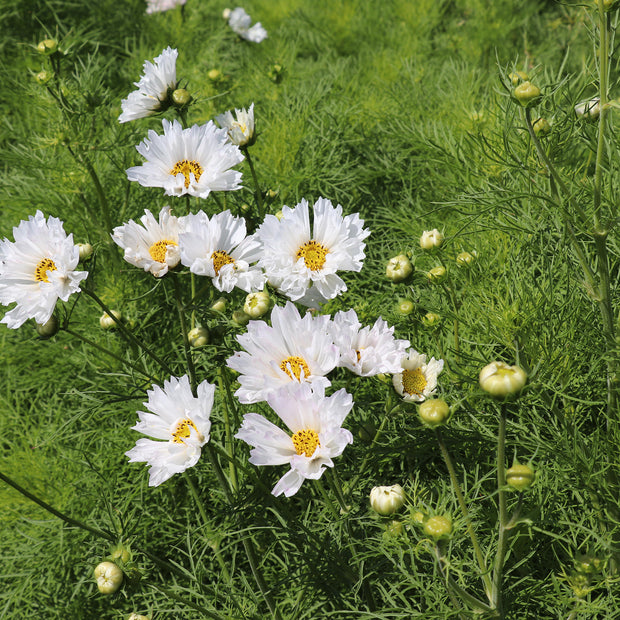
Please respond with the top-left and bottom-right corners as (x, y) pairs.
(149, 584), (226, 620)
(594, 3), (609, 230)
(83, 288), (175, 377)
(435, 428), (493, 603)
(242, 147), (264, 219)
(171, 273), (198, 396)
(316, 477), (340, 519)
(240, 535), (281, 619)
(216, 368), (239, 493)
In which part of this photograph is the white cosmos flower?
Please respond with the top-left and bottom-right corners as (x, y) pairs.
(125, 375), (213, 487)
(179, 210), (265, 292)
(215, 103), (255, 147)
(392, 349), (444, 403)
(257, 197), (370, 308)
(235, 382), (353, 497)
(330, 309), (410, 376)
(118, 47), (178, 123)
(126, 119), (244, 199)
(0, 211), (88, 329)
(146, 0), (186, 14)
(227, 7), (268, 43)
(111, 206), (182, 277)
(226, 301), (339, 404)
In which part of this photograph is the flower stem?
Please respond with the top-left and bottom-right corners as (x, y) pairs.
(171, 273), (198, 396)
(217, 367), (239, 493)
(435, 428), (493, 604)
(242, 146), (264, 220)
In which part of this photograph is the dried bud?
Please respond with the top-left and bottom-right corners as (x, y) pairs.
(188, 326), (209, 347)
(479, 361), (527, 398)
(94, 561), (123, 594)
(100, 310), (121, 330)
(514, 81), (541, 107)
(386, 254), (413, 282)
(423, 515), (452, 540)
(427, 265), (446, 283)
(418, 398), (450, 427)
(244, 291), (272, 318)
(370, 484), (406, 516)
(505, 463), (535, 491)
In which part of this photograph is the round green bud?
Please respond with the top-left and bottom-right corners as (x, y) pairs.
(427, 265), (446, 283)
(35, 70), (52, 84)
(37, 38), (58, 54)
(266, 189), (278, 199)
(232, 310), (250, 326)
(188, 326), (209, 347)
(370, 484), (406, 516)
(412, 511), (426, 525)
(505, 463), (535, 491)
(456, 251), (476, 267)
(384, 520), (404, 537)
(397, 299), (414, 315)
(514, 81), (541, 107)
(109, 543), (131, 564)
(509, 70), (529, 86)
(422, 312), (441, 328)
(479, 361), (527, 398)
(36, 315), (59, 339)
(533, 117), (551, 136)
(418, 398), (450, 427)
(386, 254), (412, 282)
(211, 297), (227, 313)
(208, 68), (223, 82)
(423, 515), (452, 540)
(94, 561), (123, 594)
(172, 88), (191, 106)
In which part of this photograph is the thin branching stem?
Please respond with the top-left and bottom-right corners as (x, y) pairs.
(171, 273), (198, 396)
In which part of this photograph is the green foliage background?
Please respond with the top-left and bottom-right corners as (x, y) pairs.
(0, 0), (618, 618)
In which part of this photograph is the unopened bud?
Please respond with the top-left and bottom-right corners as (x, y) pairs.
(77, 242), (93, 261)
(423, 515), (452, 540)
(418, 398), (450, 427)
(266, 189), (278, 199)
(422, 312), (441, 328)
(232, 310), (250, 326)
(222, 7), (231, 19)
(188, 326), (209, 347)
(275, 210), (284, 220)
(514, 81), (541, 107)
(456, 251), (476, 267)
(211, 297), (227, 313)
(397, 299), (414, 315)
(243, 291), (272, 318)
(427, 265), (446, 283)
(412, 511), (426, 525)
(370, 484), (406, 516)
(419, 229), (443, 250)
(384, 520), (404, 538)
(172, 88), (191, 106)
(36, 315), (59, 338)
(509, 70), (529, 86)
(37, 38), (58, 54)
(100, 310), (121, 330)
(505, 463), (535, 491)
(109, 543), (132, 565)
(94, 561), (123, 594)
(575, 98), (600, 120)
(127, 615), (150, 620)
(386, 254), (412, 282)
(479, 361), (527, 398)
(533, 117), (551, 136)
(208, 68), (223, 81)
(35, 70), (52, 84)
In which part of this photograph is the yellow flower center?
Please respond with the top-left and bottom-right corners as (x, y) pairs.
(296, 240), (329, 271)
(401, 368), (427, 396)
(172, 418), (203, 444)
(35, 258), (57, 283)
(170, 159), (203, 189)
(211, 250), (235, 275)
(280, 355), (311, 381)
(232, 121), (247, 134)
(292, 429), (320, 457)
(149, 239), (177, 263)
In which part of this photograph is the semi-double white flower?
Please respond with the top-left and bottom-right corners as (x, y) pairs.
(392, 349), (444, 403)
(235, 382), (354, 497)
(226, 301), (339, 404)
(227, 7), (268, 43)
(215, 103), (255, 147)
(125, 375), (213, 487)
(119, 47), (178, 123)
(330, 309), (410, 376)
(257, 197), (370, 308)
(179, 210), (265, 292)
(111, 206), (182, 277)
(0, 211), (88, 328)
(126, 119), (244, 199)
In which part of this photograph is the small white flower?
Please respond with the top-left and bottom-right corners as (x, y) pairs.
(235, 382), (353, 497)
(392, 349), (444, 403)
(126, 119), (244, 199)
(330, 309), (410, 376)
(179, 210), (265, 293)
(257, 197), (370, 308)
(145, 0), (186, 13)
(125, 375), (213, 486)
(119, 47), (178, 123)
(227, 7), (268, 43)
(112, 206), (182, 277)
(0, 211), (88, 329)
(226, 301), (340, 404)
(215, 103), (255, 147)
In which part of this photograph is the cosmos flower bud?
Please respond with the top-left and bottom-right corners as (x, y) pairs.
(427, 266), (446, 283)
(456, 251), (476, 267)
(222, 7), (231, 19)
(423, 515), (452, 540)
(574, 552), (606, 575)
(188, 326), (209, 347)
(275, 210), (284, 220)
(509, 70), (529, 86)
(77, 242), (93, 261)
(94, 561), (123, 594)
(479, 361), (527, 398)
(412, 511), (426, 525)
(422, 312), (441, 328)
(243, 291), (272, 318)
(37, 38), (58, 54)
(268, 63), (283, 82)
(420, 229), (443, 250)
(35, 70), (52, 84)
(533, 117), (551, 136)
(418, 398), (450, 427)
(370, 484), (406, 516)
(602, 0), (619, 11)
(514, 81), (541, 107)
(575, 98), (600, 120)
(505, 463), (535, 491)
(232, 310), (250, 326)
(208, 68), (223, 81)
(397, 299), (414, 315)
(127, 615), (150, 620)
(172, 88), (191, 106)
(384, 520), (404, 538)
(386, 254), (412, 282)
(211, 297), (227, 313)
(36, 315), (59, 338)
(100, 310), (121, 330)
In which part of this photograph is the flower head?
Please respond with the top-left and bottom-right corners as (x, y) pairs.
(125, 375), (213, 486)
(179, 210), (265, 292)
(112, 206), (182, 277)
(146, 0), (186, 12)
(257, 197), (370, 308)
(226, 301), (340, 404)
(330, 309), (409, 376)
(119, 47), (178, 123)
(126, 119), (244, 199)
(235, 382), (353, 497)
(227, 7), (268, 43)
(0, 211), (88, 329)
(215, 103), (255, 147)
(392, 349), (444, 403)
